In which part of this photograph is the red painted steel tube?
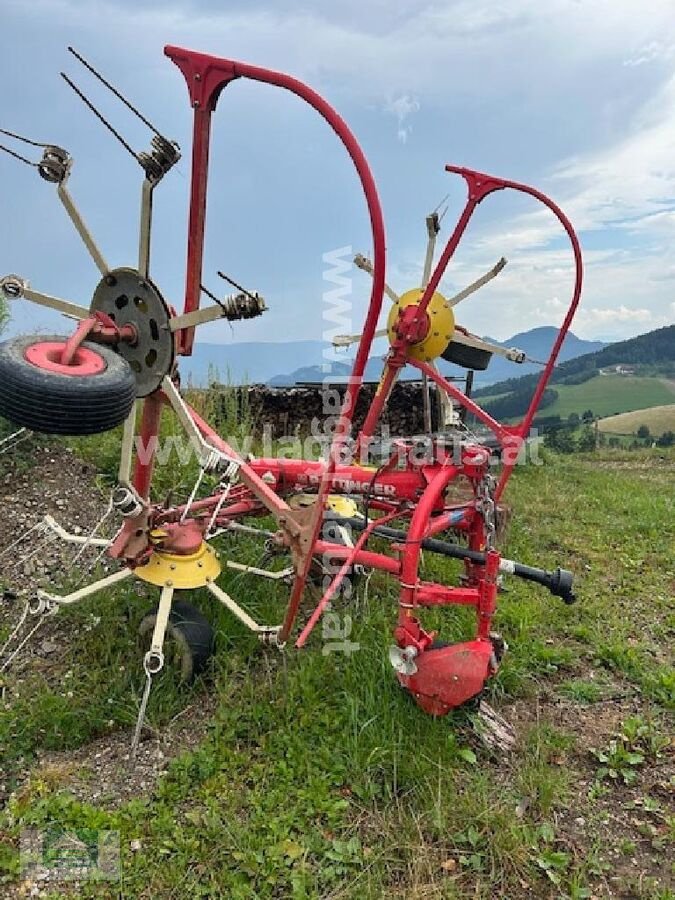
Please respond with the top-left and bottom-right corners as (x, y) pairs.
(443, 167), (583, 500)
(186, 402), (291, 518)
(295, 508), (404, 648)
(413, 359), (515, 444)
(313, 541), (400, 575)
(133, 393), (163, 500)
(178, 107), (213, 355)
(398, 464), (459, 618)
(164, 46), (386, 417)
(424, 507), (475, 537)
(416, 583), (480, 607)
(357, 359), (401, 451)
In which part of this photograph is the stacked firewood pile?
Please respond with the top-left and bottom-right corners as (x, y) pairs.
(210, 381), (443, 438)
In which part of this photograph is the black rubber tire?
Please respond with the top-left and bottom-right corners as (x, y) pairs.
(138, 599), (215, 683)
(441, 340), (492, 371)
(0, 334), (136, 435)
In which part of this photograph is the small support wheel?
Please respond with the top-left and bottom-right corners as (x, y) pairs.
(0, 334), (136, 435)
(138, 599), (215, 682)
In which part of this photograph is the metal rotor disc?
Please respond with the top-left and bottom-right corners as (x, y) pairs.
(90, 266), (175, 397)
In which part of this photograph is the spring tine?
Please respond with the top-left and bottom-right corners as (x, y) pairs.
(70, 496), (113, 567)
(200, 283), (228, 312)
(216, 271), (258, 302)
(60, 72), (139, 163)
(67, 47), (164, 138)
(8, 531), (58, 573)
(0, 617), (47, 674)
(0, 426), (27, 447)
(0, 520), (47, 562)
(0, 428), (29, 455)
(0, 600), (30, 662)
(0, 143), (37, 167)
(0, 127), (51, 148)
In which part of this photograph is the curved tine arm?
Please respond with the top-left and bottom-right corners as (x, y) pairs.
(354, 254), (400, 303)
(57, 169), (110, 277)
(23, 286), (91, 320)
(333, 326), (387, 348)
(452, 329), (527, 363)
(448, 257), (507, 307)
(334, 257), (508, 349)
(422, 212), (440, 287)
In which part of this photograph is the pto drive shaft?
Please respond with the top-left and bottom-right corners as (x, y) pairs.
(329, 516), (577, 604)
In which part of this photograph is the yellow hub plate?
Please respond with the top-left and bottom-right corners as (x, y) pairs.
(386, 287), (455, 362)
(135, 541), (221, 589)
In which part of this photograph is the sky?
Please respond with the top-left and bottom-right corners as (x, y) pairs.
(1, 0), (675, 351)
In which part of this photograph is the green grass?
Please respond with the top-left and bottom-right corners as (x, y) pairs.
(544, 374), (675, 419)
(598, 404), (675, 437)
(1, 446), (673, 897)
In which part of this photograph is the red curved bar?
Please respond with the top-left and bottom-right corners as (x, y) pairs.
(164, 44), (386, 425)
(164, 45), (387, 642)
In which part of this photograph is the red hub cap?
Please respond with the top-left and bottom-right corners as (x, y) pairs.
(24, 341), (106, 376)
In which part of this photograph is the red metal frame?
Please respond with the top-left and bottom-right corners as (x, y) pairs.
(111, 45), (584, 714)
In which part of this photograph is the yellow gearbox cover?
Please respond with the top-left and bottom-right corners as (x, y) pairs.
(386, 287), (455, 362)
(289, 493), (361, 519)
(135, 542), (221, 588)
(325, 495), (361, 518)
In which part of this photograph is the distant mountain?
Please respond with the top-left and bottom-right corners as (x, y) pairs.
(474, 324), (675, 400)
(266, 327), (606, 387)
(181, 341), (331, 386)
(179, 328), (607, 387)
(464, 327), (606, 386)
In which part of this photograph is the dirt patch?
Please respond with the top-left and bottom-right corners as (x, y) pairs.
(0, 442), (220, 812)
(504, 680), (674, 898)
(30, 692), (220, 810)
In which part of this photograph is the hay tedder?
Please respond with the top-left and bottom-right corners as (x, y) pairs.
(0, 46), (582, 745)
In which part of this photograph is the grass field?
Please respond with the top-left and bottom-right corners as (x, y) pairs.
(543, 375), (675, 420)
(598, 405), (675, 437)
(0, 443), (673, 898)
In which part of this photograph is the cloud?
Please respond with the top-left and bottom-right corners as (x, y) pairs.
(3, 0), (675, 345)
(623, 41), (675, 68)
(384, 94), (420, 144)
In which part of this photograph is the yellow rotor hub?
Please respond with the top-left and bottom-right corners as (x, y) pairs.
(135, 541), (221, 589)
(386, 287), (455, 362)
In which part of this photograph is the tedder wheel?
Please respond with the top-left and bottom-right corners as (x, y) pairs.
(138, 599), (215, 683)
(0, 334), (136, 435)
(441, 340), (492, 371)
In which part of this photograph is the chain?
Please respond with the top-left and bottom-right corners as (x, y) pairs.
(477, 472), (497, 550)
(131, 664), (154, 756)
